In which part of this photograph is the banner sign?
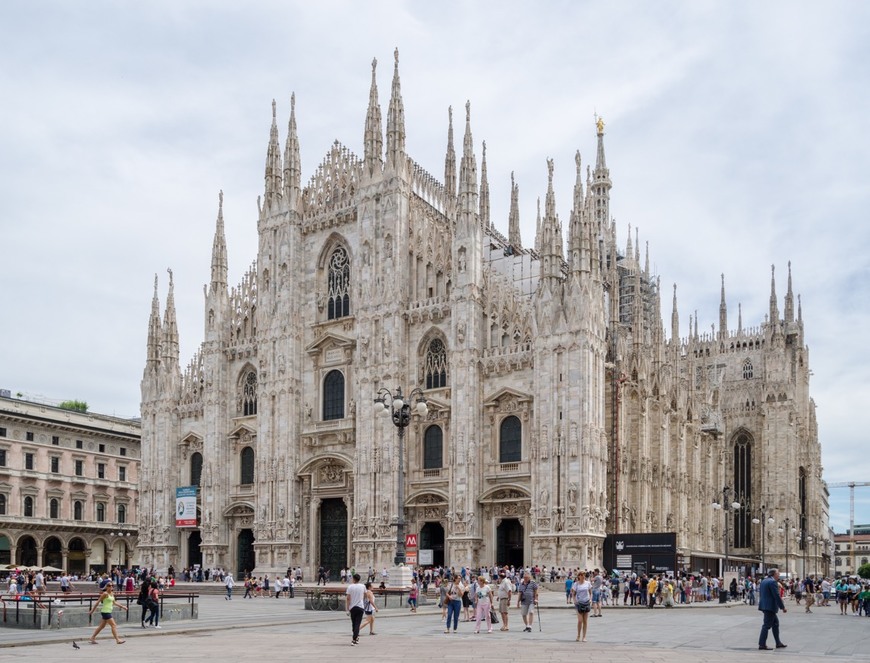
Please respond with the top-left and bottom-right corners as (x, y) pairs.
(175, 486), (197, 527)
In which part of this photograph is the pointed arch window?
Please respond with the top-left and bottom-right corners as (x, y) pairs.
(323, 370), (345, 420)
(423, 425), (443, 470)
(743, 360), (753, 380)
(49, 498), (59, 519)
(191, 452), (203, 487)
(499, 416), (522, 463)
(74, 500), (83, 521)
(798, 466), (807, 550)
(241, 371), (258, 416)
(327, 246), (351, 320)
(424, 338), (448, 389)
(733, 433), (752, 547)
(240, 446), (255, 485)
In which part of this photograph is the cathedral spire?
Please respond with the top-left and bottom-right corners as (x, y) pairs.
(146, 274), (161, 369)
(363, 58), (383, 179)
(263, 99), (283, 210)
(283, 93), (301, 208)
(671, 283), (679, 343)
(719, 273), (728, 339)
(162, 268), (179, 366)
(769, 264), (779, 324)
(444, 106), (456, 199)
(738, 302), (743, 334)
(797, 294), (802, 323)
(595, 114), (608, 171)
(568, 151), (585, 276)
(458, 101), (478, 213)
(534, 197), (542, 254)
(210, 190), (228, 293)
(508, 172), (522, 249)
(385, 48), (406, 175)
(644, 241), (650, 277)
(592, 116), (612, 234)
(784, 260), (795, 322)
(479, 141), (490, 228)
(635, 227), (640, 263)
(625, 224), (633, 261)
(540, 158), (563, 281)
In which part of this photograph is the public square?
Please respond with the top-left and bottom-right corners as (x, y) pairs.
(1, 586), (868, 662)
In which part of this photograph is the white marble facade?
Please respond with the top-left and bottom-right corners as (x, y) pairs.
(138, 53), (826, 578)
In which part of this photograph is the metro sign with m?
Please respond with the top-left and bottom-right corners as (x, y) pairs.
(405, 533), (418, 549)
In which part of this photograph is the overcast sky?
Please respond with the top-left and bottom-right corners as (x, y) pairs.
(2, 1), (868, 533)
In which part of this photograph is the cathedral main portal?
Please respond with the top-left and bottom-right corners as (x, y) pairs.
(497, 519), (524, 568)
(237, 529), (255, 576)
(319, 498), (347, 580)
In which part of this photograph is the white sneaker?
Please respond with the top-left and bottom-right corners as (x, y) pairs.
(154, 625), (162, 629)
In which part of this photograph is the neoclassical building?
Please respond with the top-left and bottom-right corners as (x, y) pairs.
(138, 52), (827, 578)
(0, 394), (140, 573)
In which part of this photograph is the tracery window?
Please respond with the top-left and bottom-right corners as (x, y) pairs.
(323, 370), (345, 420)
(423, 425), (443, 470)
(424, 338), (448, 389)
(240, 446), (255, 484)
(242, 371), (258, 416)
(733, 433), (752, 547)
(327, 246), (351, 320)
(743, 360), (753, 379)
(499, 416), (522, 463)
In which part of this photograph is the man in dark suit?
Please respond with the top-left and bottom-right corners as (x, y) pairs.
(758, 568), (787, 650)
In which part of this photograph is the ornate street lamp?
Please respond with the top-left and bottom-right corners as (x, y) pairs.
(712, 486), (742, 597)
(752, 506), (775, 576)
(373, 385), (428, 566)
(777, 518), (793, 578)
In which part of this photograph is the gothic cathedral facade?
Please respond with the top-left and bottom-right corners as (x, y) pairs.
(138, 53), (827, 578)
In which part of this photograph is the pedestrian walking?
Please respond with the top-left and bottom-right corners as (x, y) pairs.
(516, 572), (539, 632)
(345, 573), (366, 646)
(444, 576), (464, 633)
(225, 572), (234, 600)
(144, 580), (161, 628)
(758, 568), (787, 650)
(87, 584), (127, 645)
(360, 582), (379, 635)
(497, 570), (512, 631)
(473, 576), (493, 633)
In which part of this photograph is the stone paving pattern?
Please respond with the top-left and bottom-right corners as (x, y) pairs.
(1, 584), (868, 661)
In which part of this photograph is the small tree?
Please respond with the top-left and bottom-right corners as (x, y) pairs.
(58, 400), (88, 413)
(858, 563), (870, 580)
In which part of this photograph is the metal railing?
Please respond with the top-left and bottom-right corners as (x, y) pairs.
(0, 591), (198, 627)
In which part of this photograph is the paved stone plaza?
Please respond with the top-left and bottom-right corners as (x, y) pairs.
(1, 587), (868, 661)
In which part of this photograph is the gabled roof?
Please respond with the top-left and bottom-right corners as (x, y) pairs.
(305, 330), (356, 356)
(483, 387), (533, 408)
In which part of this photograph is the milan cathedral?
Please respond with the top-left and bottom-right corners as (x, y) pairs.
(138, 51), (827, 579)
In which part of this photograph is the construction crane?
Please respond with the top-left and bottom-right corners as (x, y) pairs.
(828, 481), (870, 575)
(828, 481), (870, 534)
